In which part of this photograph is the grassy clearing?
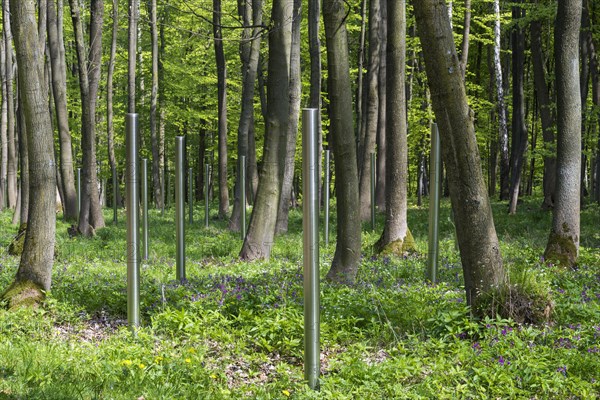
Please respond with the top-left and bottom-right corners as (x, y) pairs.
(0, 197), (599, 399)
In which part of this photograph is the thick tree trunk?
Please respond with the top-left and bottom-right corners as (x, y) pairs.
(508, 4), (528, 215)
(323, 0), (361, 284)
(106, 0), (120, 208)
(48, 0), (77, 221)
(544, 0), (581, 267)
(358, 0), (381, 221)
(15, 95), (29, 225)
(413, 0), (505, 311)
(239, 0), (292, 260)
(3, 0), (17, 209)
(2, 0), (56, 307)
(493, 0), (509, 200)
(375, 0), (413, 255)
(531, 20), (556, 210)
(275, 0), (301, 234)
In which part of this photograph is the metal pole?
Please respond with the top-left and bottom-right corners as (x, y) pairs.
(126, 113), (140, 329)
(77, 167), (81, 217)
(240, 155), (246, 239)
(205, 163), (210, 228)
(112, 165), (118, 224)
(175, 137), (186, 282)
(142, 158), (149, 261)
(324, 150), (330, 247)
(427, 123), (441, 283)
(188, 167), (193, 224)
(302, 108), (320, 390)
(371, 153), (376, 230)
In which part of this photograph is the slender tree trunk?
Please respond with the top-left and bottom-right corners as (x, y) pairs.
(0, 38), (7, 210)
(16, 92), (29, 225)
(531, 20), (556, 210)
(323, 0), (361, 284)
(106, 0), (120, 208)
(275, 0), (301, 234)
(212, 0), (229, 218)
(493, 0), (509, 200)
(375, 0), (413, 255)
(2, 0), (56, 307)
(308, 0), (322, 205)
(581, 2), (591, 201)
(356, 0), (367, 147)
(460, 0), (471, 79)
(128, 0), (138, 113)
(508, 3), (528, 214)
(239, 0), (292, 260)
(413, 0), (505, 311)
(148, 0), (161, 209)
(375, 0), (387, 211)
(48, 0), (77, 221)
(544, 0), (581, 267)
(3, 0), (17, 209)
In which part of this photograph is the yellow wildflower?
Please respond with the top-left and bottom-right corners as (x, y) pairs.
(138, 363), (146, 369)
(121, 359), (133, 367)
(210, 374), (217, 379)
(282, 389), (291, 397)
(185, 358), (192, 363)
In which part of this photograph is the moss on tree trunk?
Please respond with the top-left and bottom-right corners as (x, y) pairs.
(1, 280), (45, 309)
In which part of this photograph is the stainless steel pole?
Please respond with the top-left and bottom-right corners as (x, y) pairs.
(371, 153), (376, 230)
(324, 150), (330, 247)
(205, 163), (210, 228)
(77, 167), (81, 217)
(112, 165), (118, 224)
(240, 155), (246, 239)
(427, 123), (441, 283)
(142, 158), (149, 261)
(302, 108), (320, 390)
(188, 167), (193, 224)
(175, 136), (186, 282)
(126, 113), (140, 329)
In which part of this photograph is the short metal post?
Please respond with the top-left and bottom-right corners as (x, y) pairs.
(371, 153), (376, 230)
(142, 158), (149, 261)
(112, 165), (118, 224)
(302, 108), (320, 390)
(205, 163), (210, 228)
(324, 150), (330, 247)
(188, 167), (193, 224)
(77, 167), (81, 217)
(126, 113), (140, 329)
(427, 123), (441, 283)
(175, 136), (186, 282)
(240, 155), (246, 239)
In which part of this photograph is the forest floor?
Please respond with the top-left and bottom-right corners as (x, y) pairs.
(0, 196), (599, 399)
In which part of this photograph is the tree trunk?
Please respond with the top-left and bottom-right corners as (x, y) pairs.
(544, 0), (581, 268)
(0, 38), (7, 210)
(413, 0), (505, 311)
(323, 0), (361, 284)
(375, 0), (387, 212)
(356, 0), (367, 150)
(2, 0), (56, 307)
(493, 0), (509, 200)
(508, 3), (528, 215)
(15, 91), (29, 225)
(106, 0), (120, 209)
(47, 0), (77, 221)
(530, 20), (556, 210)
(3, 0), (17, 209)
(375, 0), (413, 255)
(459, 0), (471, 79)
(128, 0), (138, 113)
(358, 0), (381, 221)
(239, 0), (292, 260)
(275, 0), (301, 234)
(148, 0), (161, 209)
(70, 0), (105, 236)
(308, 0), (322, 205)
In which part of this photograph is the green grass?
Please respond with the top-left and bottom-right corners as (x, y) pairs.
(0, 197), (599, 399)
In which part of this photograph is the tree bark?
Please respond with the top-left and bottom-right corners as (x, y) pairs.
(356, 0), (367, 151)
(106, 0), (120, 209)
(323, 0), (361, 284)
(459, 0), (471, 79)
(493, 0), (509, 200)
(2, 0), (56, 307)
(544, 0), (581, 267)
(14, 91), (29, 225)
(239, 0), (292, 260)
(3, 0), (17, 209)
(48, 0), (77, 221)
(148, 0), (161, 209)
(375, 0), (387, 211)
(0, 37), (7, 210)
(128, 0), (138, 113)
(413, 0), (505, 310)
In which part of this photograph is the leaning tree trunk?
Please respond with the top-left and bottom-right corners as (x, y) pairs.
(2, 0), (56, 308)
(3, 0), (17, 209)
(239, 0), (292, 260)
(413, 0), (505, 312)
(213, 0), (229, 219)
(493, 0), (509, 200)
(374, 0), (414, 255)
(544, 0), (581, 268)
(459, 0), (471, 79)
(323, 0), (361, 284)
(106, 0), (120, 208)
(48, 0), (77, 221)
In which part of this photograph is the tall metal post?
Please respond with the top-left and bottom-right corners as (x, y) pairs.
(77, 167), (81, 217)
(427, 123), (441, 283)
(175, 136), (186, 282)
(324, 150), (330, 246)
(240, 155), (246, 239)
(142, 158), (149, 260)
(126, 113), (140, 329)
(302, 108), (320, 390)
(112, 165), (118, 224)
(188, 167), (193, 224)
(370, 153), (376, 230)
(205, 162), (210, 228)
